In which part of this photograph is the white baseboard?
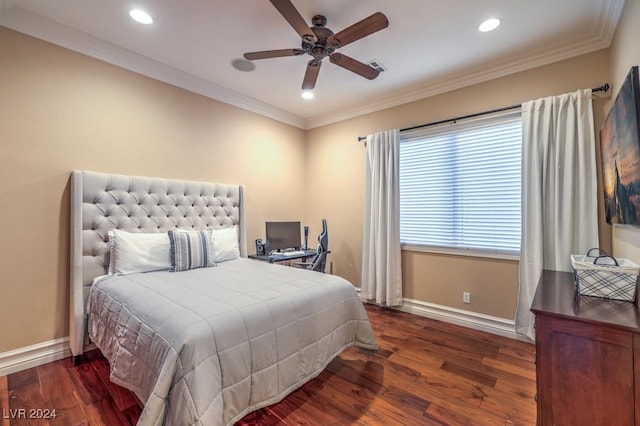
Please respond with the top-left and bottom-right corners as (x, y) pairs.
(0, 337), (71, 377)
(397, 298), (530, 342)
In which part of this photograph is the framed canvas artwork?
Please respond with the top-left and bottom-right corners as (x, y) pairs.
(600, 66), (640, 225)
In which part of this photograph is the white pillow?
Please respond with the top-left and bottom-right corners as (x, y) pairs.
(211, 226), (240, 262)
(108, 229), (171, 275)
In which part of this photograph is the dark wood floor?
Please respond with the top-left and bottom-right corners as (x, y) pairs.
(0, 305), (536, 425)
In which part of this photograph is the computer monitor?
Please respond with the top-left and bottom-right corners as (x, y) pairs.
(265, 221), (301, 252)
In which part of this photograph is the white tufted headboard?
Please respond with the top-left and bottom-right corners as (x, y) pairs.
(69, 170), (247, 357)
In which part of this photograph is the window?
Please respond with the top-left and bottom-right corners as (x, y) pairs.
(399, 111), (522, 257)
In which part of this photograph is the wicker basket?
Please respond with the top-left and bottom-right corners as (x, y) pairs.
(571, 249), (639, 302)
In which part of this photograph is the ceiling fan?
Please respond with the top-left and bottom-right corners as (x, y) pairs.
(243, 0), (389, 90)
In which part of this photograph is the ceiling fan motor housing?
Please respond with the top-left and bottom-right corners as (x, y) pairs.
(311, 15), (326, 27)
(302, 15), (335, 60)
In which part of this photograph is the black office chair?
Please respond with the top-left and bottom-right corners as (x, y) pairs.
(297, 219), (328, 272)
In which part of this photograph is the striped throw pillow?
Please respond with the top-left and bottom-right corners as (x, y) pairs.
(168, 229), (214, 272)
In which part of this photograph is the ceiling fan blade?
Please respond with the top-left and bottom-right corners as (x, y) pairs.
(269, 0), (316, 42)
(302, 60), (321, 90)
(327, 12), (389, 48)
(244, 49), (304, 60)
(329, 53), (379, 80)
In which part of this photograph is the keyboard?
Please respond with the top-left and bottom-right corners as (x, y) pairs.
(280, 250), (306, 256)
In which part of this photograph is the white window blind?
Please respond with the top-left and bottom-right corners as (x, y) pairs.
(399, 111), (522, 256)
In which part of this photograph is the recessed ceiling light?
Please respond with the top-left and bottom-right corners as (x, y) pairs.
(129, 9), (153, 25)
(301, 91), (314, 100)
(231, 58), (255, 72)
(479, 18), (500, 32)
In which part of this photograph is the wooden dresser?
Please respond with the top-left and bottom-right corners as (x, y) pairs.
(531, 270), (640, 426)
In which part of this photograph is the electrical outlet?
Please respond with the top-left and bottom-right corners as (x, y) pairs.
(463, 292), (471, 304)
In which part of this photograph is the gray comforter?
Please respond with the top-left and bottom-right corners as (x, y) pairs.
(87, 258), (377, 425)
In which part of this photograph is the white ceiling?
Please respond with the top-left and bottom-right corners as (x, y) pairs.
(0, 0), (626, 129)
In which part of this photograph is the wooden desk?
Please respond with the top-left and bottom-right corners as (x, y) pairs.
(531, 269), (640, 425)
(248, 249), (316, 264)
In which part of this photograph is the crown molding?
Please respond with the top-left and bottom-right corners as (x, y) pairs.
(0, 5), (306, 129)
(302, 0), (625, 129)
(0, 0), (626, 131)
(304, 35), (611, 129)
(597, 0), (626, 46)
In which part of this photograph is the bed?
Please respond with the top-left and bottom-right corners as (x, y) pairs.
(69, 170), (377, 425)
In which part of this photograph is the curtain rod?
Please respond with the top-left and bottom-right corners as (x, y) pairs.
(357, 83), (610, 141)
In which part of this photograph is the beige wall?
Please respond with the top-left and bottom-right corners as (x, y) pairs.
(0, 20), (619, 354)
(608, 0), (640, 263)
(306, 50), (611, 320)
(0, 27), (306, 353)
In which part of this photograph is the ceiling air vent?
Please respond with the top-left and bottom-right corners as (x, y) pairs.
(367, 60), (387, 73)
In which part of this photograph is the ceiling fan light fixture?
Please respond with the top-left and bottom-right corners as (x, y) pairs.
(301, 91), (314, 100)
(479, 18), (500, 32)
(129, 9), (153, 25)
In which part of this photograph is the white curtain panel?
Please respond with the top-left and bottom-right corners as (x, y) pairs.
(516, 89), (599, 340)
(361, 129), (403, 306)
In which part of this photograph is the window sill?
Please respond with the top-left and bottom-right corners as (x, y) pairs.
(401, 244), (519, 262)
